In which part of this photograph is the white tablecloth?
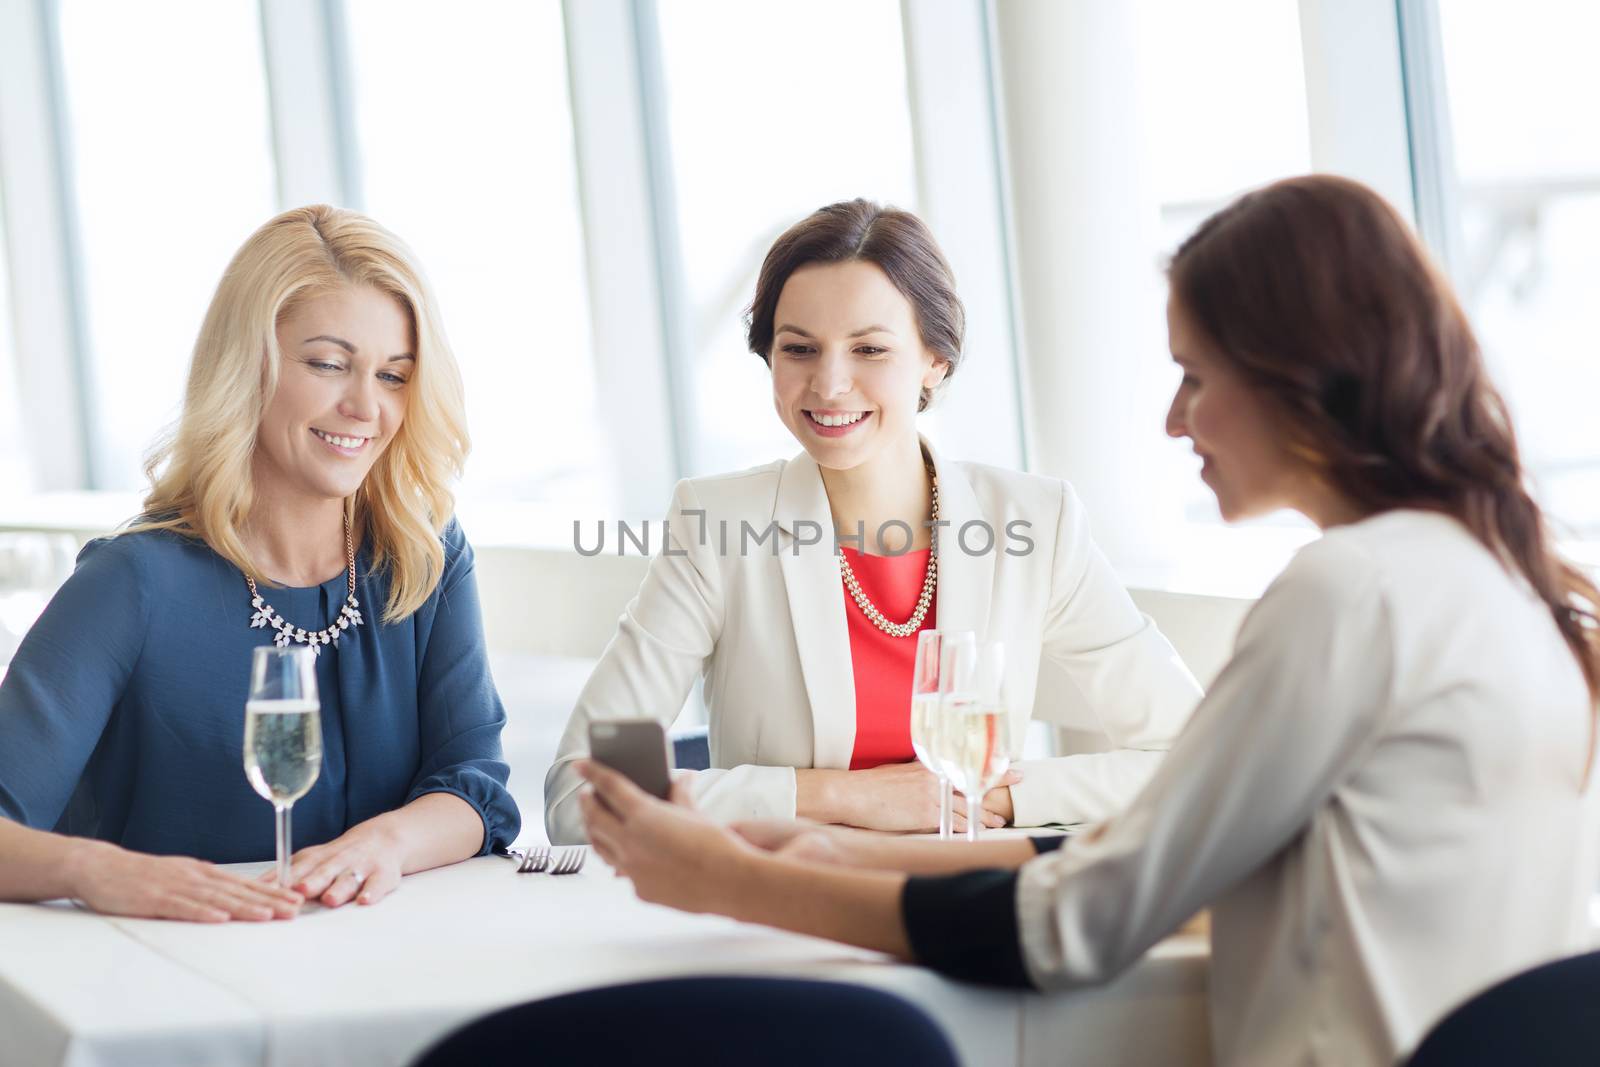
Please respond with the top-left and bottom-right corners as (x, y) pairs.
(0, 856), (1210, 1067)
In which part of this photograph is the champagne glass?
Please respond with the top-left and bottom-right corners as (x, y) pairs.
(912, 630), (968, 839)
(244, 645), (323, 888)
(940, 639), (1009, 842)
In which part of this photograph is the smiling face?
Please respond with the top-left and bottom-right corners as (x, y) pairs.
(769, 260), (948, 472)
(254, 283), (415, 506)
(1164, 291), (1305, 522)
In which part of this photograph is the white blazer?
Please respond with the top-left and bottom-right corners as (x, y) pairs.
(544, 439), (1202, 844)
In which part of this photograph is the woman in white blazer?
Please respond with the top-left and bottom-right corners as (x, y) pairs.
(578, 176), (1600, 1066)
(545, 200), (1201, 844)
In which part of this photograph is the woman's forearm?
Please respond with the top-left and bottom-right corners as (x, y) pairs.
(831, 826), (1038, 875)
(2, 818), (304, 920)
(794, 768), (847, 822)
(0, 818), (85, 901)
(793, 765), (1016, 832)
(722, 850), (914, 958)
(367, 792), (486, 874)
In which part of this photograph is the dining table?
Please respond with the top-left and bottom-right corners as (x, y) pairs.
(0, 849), (1211, 1067)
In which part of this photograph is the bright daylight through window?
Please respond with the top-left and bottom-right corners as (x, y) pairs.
(57, 0), (276, 490)
(0, 194), (24, 499)
(1436, 0), (1600, 539)
(653, 0), (919, 478)
(1139, 0), (1313, 528)
(344, 0), (611, 521)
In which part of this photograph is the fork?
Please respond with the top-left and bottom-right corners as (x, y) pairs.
(549, 848), (587, 876)
(516, 846), (551, 873)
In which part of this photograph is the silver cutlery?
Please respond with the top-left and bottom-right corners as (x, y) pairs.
(549, 848), (587, 876)
(503, 845), (583, 874)
(514, 846), (551, 873)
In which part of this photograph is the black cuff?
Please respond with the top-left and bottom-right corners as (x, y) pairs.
(1031, 834), (1068, 855)
(902, 869), (1034, 988)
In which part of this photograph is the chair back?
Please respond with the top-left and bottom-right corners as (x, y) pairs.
(1407, 950), (1600, 1066)
(672, 726), (710, 771)
(413, 976), (961, 1067)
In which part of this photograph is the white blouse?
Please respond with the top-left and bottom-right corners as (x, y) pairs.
(1015, 510), (1600, 1065)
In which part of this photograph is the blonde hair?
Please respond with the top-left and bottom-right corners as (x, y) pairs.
(129, 205), (468, 622)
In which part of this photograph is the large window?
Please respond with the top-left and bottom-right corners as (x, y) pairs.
(1142, 0), (1313, 248)
(1436, 0), (1600, 537)
(653, 0), (920, 477)
(0, 190), (26, 498)
(1140, 0), (1315, 529)
(343, 0), (609, 517)
(6, 0), (1589, 596)
(56, 0), (277, 490)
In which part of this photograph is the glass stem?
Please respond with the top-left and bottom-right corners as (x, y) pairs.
(275, 802), (292, 888)
(938, 776), (953, 840)
(966, 792), (981, 843)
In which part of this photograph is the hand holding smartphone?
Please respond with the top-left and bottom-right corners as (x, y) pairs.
(587, 719), (674, 801)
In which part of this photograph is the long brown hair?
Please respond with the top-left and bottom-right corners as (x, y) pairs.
(745, 199), (964, 411)
(1169, 174), (1600, 711)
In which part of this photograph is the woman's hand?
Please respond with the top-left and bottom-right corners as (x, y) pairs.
(265, 819), (403, 908)
(579, 759), (752, 913)
(796, 762), (1021, 832)
(70, 841), (302, 922)
(975, 782), (1015, 825)
(733, 820), (856, 867)
(255, 794), (484, 907)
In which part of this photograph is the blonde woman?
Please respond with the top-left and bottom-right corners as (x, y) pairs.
(0, 206), (517, 921)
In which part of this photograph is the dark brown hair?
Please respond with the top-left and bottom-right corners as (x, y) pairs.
(744, 199), (964, 412)
(1169, 173), (1600, 713)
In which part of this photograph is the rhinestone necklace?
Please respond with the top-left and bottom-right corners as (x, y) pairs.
(245, 514), (364, 656)
(837, 465), (939, 639)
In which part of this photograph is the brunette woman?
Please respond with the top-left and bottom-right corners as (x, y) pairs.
(579, 176), (1600, 1066)
(546, 200), (1201, 842)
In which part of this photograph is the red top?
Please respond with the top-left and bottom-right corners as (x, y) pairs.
(841, 546), (937, 770)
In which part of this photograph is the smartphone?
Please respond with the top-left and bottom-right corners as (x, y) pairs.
(588, 719), (674, 800)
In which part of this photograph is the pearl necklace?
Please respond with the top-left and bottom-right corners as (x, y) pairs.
(245, 515), (364, 656)
(837, 466), (939, 639)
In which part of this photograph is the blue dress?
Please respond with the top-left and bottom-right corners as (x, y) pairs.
(0, 519), (519, 860)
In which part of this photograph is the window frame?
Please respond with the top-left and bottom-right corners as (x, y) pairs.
(16, 0), (1586, 590)
(0, 0), (95, 491)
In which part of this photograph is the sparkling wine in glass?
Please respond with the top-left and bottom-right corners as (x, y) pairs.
(939, 640), (1009, 842)
(244, 645), (322, 888)
(912, 630), (970, 839)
